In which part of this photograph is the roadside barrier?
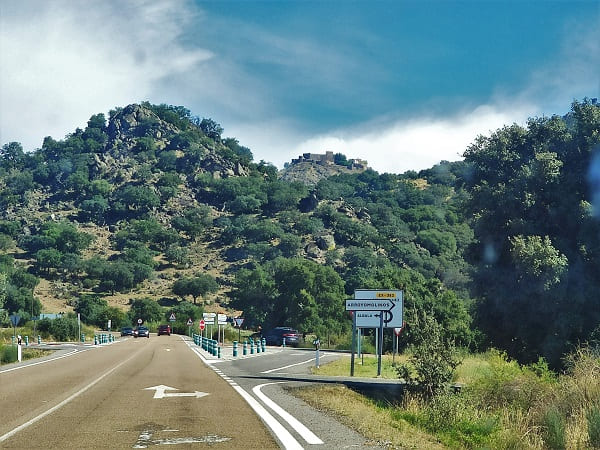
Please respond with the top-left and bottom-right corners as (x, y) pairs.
(93, 333), (114, 344)
(190, 334), (269, 359)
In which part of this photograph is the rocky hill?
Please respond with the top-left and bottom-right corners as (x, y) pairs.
(279, 151), (368, 186)
(0, 102), (473, 335)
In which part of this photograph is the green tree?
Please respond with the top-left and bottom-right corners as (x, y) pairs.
(127, 298), (164, 324)
(171, 206), (212, 240)
(464, 99), (600, 365)
(112, 185), (160, 213)
(75, 295), (109, 326)
(230, 258), (346, 335)
(198, 118), (223, 140)
(172, 274), (218, 304)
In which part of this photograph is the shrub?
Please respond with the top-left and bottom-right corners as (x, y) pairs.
(1, 344), (17, 363)
(468, 350), (553, 411)
(542, 407), (566, 450)
(396, 311), (459, 398)
(587, 404), (600, 448)
(50, 316), (79, 341)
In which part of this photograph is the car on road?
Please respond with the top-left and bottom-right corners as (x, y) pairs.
(134, 326), (150, 338)
(264, 327), (301, 347)
(121, 327), (134, 336)
(157, 324), (171, 336)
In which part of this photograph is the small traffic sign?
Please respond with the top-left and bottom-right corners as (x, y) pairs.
(9, 314), (20, 327)
(199, 320), (206, 331)
(187, 318), (193, 326)
(137, 318), (143, 324)
(202, 312), (216, 324)
(233, 317), (244, 328)
(169, 312), (176, 322)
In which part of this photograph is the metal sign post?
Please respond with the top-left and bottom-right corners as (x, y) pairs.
(234, 317), (244, 343)
(350, 312), (356, 376)
(9, 314), (20, 343)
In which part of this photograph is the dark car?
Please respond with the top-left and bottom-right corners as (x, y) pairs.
(157, 324), (171, 336)
(264, 327), (301, 347)
(121, 327), (134, 336)
(134, 326), (150, 338)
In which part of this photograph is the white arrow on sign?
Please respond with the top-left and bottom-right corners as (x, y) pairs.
(144, 385), (209, 399)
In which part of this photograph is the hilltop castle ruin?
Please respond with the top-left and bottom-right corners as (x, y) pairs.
(291, 151), (368, 170)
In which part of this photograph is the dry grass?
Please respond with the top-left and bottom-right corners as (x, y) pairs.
(312, 353), (409, 379)
(290, 384), (445, 449)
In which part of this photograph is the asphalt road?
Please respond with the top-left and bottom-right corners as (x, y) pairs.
(1, 336), (393, 449)
(0, 335), (278, 449)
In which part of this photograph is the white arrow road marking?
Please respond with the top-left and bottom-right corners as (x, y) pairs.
(144, 385), (209, 399)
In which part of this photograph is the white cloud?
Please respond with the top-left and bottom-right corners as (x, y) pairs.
(0, 0), (210, 150)
(236, 103), (533, 174)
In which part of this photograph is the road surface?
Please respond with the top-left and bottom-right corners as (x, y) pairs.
(0, 335), (277, 448)
(1, 336), (390, 449)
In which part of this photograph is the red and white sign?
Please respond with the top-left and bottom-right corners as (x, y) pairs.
(199, 320), (206, 331)
(394, 327), (404, 336)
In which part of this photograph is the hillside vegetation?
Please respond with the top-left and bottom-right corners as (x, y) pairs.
(1, 99), (600, 370)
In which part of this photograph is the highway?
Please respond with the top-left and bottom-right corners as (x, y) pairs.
(1, 335), (387, 449)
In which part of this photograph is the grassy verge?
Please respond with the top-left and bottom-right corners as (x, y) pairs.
(290, 383), (446, 449)
(293, 349), (600, 449)
(0, 344), (53, 364)
(312, 352), (407, 378)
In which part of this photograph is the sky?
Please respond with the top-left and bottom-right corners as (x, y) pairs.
(1, 0), (599, 174)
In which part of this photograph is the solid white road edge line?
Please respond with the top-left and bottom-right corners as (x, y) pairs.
(182, 337), (305, 450)
(261, 355), (327, 374)
(0, 350), (140, 443)
(254, 382), (324, 445)
(230, 384), (304, 450)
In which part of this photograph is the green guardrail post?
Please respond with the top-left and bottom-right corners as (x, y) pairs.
(37, 335), (41, 344)
(243, 340), (247, 356)
(12, 336), (15, 345)
(282, 337), (286, 348)
(81, 333), (85, 343)
(25, 336), (29, 346)
(233, 341), (238, 357)
(218, 346), (221, 358)
(262, 337), (266, 352)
